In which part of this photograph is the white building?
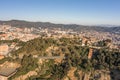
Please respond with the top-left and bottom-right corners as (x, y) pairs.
(0, 44), (9, 55)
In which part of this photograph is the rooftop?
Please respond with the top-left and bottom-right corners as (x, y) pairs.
(0, 67), (17, 77)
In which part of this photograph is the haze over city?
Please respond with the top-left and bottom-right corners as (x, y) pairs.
(0, 0), (120, 80)
(0, 0), (120, 25)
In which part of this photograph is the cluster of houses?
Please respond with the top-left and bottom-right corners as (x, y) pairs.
(0, 25), (39, 42)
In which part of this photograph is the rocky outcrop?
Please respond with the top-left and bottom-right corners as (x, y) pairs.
(65, 69), (112, 80)
(13, 70), (37, 80)
(67, 67), (77, 80)
(0, 61), (20, 68)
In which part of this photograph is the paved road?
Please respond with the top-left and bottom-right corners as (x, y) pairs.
(34, 56), (65, 59)
(89, 46), (101, 49)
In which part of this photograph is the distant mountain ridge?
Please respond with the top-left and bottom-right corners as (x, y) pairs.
(0, 20), (120, 34)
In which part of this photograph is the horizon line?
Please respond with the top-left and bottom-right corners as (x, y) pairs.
(0, 19), (120, 27)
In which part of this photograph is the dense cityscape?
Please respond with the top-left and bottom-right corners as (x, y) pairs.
(0, 21), (120, 80)
(0, 0), (120, 80)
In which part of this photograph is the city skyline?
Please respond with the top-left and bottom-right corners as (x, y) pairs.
(0, 0), (120, 25)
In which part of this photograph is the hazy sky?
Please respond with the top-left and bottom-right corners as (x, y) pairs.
(0, 0), (120, 25)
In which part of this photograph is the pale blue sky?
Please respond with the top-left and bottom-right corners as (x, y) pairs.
(0, 0), (120, 25)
